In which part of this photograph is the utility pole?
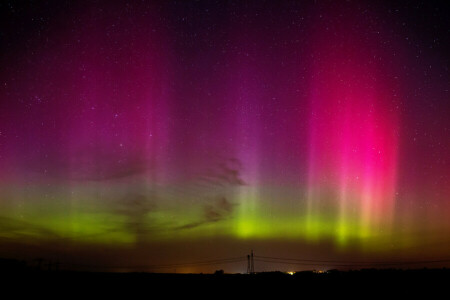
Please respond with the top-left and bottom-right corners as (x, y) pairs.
(247, 250), (255, 274)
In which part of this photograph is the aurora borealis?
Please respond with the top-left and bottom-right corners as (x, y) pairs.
(0, 1), (449, 273)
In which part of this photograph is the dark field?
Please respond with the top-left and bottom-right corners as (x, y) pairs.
(2, 259), (449, 296)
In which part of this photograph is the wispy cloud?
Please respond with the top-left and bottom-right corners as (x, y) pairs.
(174, 197), (237, 230)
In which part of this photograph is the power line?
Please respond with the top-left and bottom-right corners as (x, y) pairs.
(37, 253), (450, 272)
(255, 258), (388, 267)
(255, 255), (397, 265)
(256, 258), (373, 267)
(62, 256), (247, 270)
(254, 255), (450, 267)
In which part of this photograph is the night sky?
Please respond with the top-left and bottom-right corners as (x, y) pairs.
(0, 0), (449, 273)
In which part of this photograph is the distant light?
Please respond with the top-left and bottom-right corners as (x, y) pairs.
(287, 271), (295, 275)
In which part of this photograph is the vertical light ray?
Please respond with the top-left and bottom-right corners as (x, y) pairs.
(305, 11), (400, 246)
(232, 70), (264, 238)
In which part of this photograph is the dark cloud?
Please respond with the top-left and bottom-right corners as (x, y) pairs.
(112, 193), (164, 238)
(172, 157), (242, 231)
(198, 157), (246, 187)
(0, 215), (131, 242)
(114, 194), (156, 217)
(0, 216), (61, 240)
(175, 197), (237, 231)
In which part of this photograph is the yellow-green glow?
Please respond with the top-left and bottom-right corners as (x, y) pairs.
(0, 184), (431, 253)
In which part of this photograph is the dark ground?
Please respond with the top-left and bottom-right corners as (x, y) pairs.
(1, 258), (449, 297)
